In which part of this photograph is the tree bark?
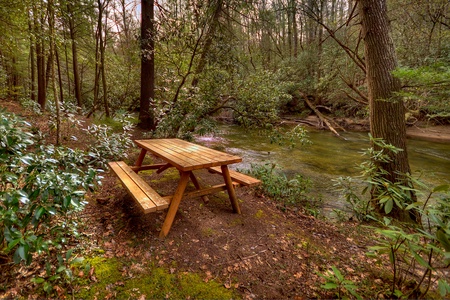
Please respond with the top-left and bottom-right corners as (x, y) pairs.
(67, 2), (82, 108)
(28, 10), (36, 101)
(34, 0), (47, 110)
(139, 0), (156, 130)
(358, 0), (416, 221)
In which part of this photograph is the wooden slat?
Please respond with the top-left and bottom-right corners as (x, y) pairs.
(116, 162), (169, 210)
(130, 163), (169, 172)
(108, 162), (169, 213)
(134, 139), (242, 171)
(208, 166), (261, 187)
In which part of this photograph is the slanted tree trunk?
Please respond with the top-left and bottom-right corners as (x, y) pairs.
(139, 0), (156, 130)
(191, 0), (223, 87)
(358, 0), (416, 221)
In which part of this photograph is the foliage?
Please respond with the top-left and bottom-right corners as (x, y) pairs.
(394, 63), (450, 124)
(334, 135), (416, 220)
(0, 110), (101, 267)
(318, 265), (362, 300)
(334, 134), (450, 298)
(333, 176), (373, 221)
(366, 184), (450, 298)
(232, 70), (292, 128)
(266, 124), (311, 149)
(83, 111), (135, 168)
(31, 248), (87, 296)
(20, 98), (43, 115)
(247, 162), (313, 208)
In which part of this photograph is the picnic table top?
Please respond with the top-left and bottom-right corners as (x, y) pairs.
(134, 139), (242, 172)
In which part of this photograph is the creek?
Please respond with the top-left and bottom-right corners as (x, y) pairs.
(196, 125), (450, 216)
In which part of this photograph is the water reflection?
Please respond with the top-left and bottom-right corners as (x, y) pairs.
(196, 125), (450, 214)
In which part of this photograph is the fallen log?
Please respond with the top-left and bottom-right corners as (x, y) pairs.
(300, 92), (347, 140)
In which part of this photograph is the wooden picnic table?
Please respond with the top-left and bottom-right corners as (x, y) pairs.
(108, 138), (260, 238)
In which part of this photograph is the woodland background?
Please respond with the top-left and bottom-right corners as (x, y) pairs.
(0, 0), (449, 136)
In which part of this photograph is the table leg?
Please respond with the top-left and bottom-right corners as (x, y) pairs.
(221, 165), (241, 214)
(135, 149), (147, 168)
(189, 172), (209, 203)
(159, 171), (190, 238)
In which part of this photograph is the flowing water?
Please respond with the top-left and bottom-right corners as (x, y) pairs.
(196, 125), (450, 215)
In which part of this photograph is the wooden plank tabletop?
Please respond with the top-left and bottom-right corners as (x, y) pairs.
(134, 139), (242, 171)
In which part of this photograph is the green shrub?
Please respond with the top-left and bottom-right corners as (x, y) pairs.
(247, 162), (313, 208)
(84, 111), (135, 168)
(334, 135), (450, 298)
(0, 110), (101, 266)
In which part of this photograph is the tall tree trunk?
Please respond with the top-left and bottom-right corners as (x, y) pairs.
(28, 11), (36, 101)
(49, 0), (61, 145)
(34, 0), (46, 110)
(55, 47), (64, 104)
(291, 0), (298, 58)
(358, 0), (416, 221)
(100, 6), (110, 117)
(139, 0), (156, 130)
(67, 3), (82, 108)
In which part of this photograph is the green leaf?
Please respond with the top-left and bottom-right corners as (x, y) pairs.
(321, 282), (339, 289)
(34, 207), (45, 223)
(331, 266), (344, 281)
(43, 281), (53, 293)
(394, 289), (404, 297)
(438, 279), (450, 297)
(436, 228), (450, 252)
(56, 266), (66, 273)
(432, 184), (449, 193)
(66, 248), (74, 260)
(18, 245), (27, 260)
(72, 257), (84, 264)
(31, 277), (45, 284)
(384, 199), (393, 214)
(411, 250), (431, 269)
(7, 239), (21, 250)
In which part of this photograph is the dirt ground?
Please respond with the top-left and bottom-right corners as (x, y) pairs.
(1, 99), (449, 299)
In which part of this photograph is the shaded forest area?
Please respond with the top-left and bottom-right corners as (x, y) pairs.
(0, 0), (449, 137)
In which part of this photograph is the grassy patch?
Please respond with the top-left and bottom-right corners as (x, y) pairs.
(75, 257), (237, 299)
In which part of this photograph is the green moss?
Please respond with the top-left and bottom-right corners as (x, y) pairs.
(75, 256), (238, 299)
(254, 209), (265, 219)
(202, 227), (217, 237)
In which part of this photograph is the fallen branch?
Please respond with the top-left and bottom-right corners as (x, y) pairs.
(300, 92), (347, 140)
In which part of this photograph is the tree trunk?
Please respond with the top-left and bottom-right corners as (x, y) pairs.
(191, 0), (223, 87)
(67, 3), (82, 108)
(49, 0), (61, 145)
(358, 0), (416, 221)
(139, 0), (156, 130)
(28, 11), (36, 101)
(100, 6), (110, 117)
(55, 47), (64, 104)
(34, 0), (46, 110)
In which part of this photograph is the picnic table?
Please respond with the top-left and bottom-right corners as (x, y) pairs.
(108, 138), (260, 238)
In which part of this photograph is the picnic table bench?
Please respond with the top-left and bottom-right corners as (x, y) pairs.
(108, 138), (261, 237)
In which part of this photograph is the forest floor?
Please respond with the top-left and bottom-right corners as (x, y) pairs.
(1, 99), (449, 299)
